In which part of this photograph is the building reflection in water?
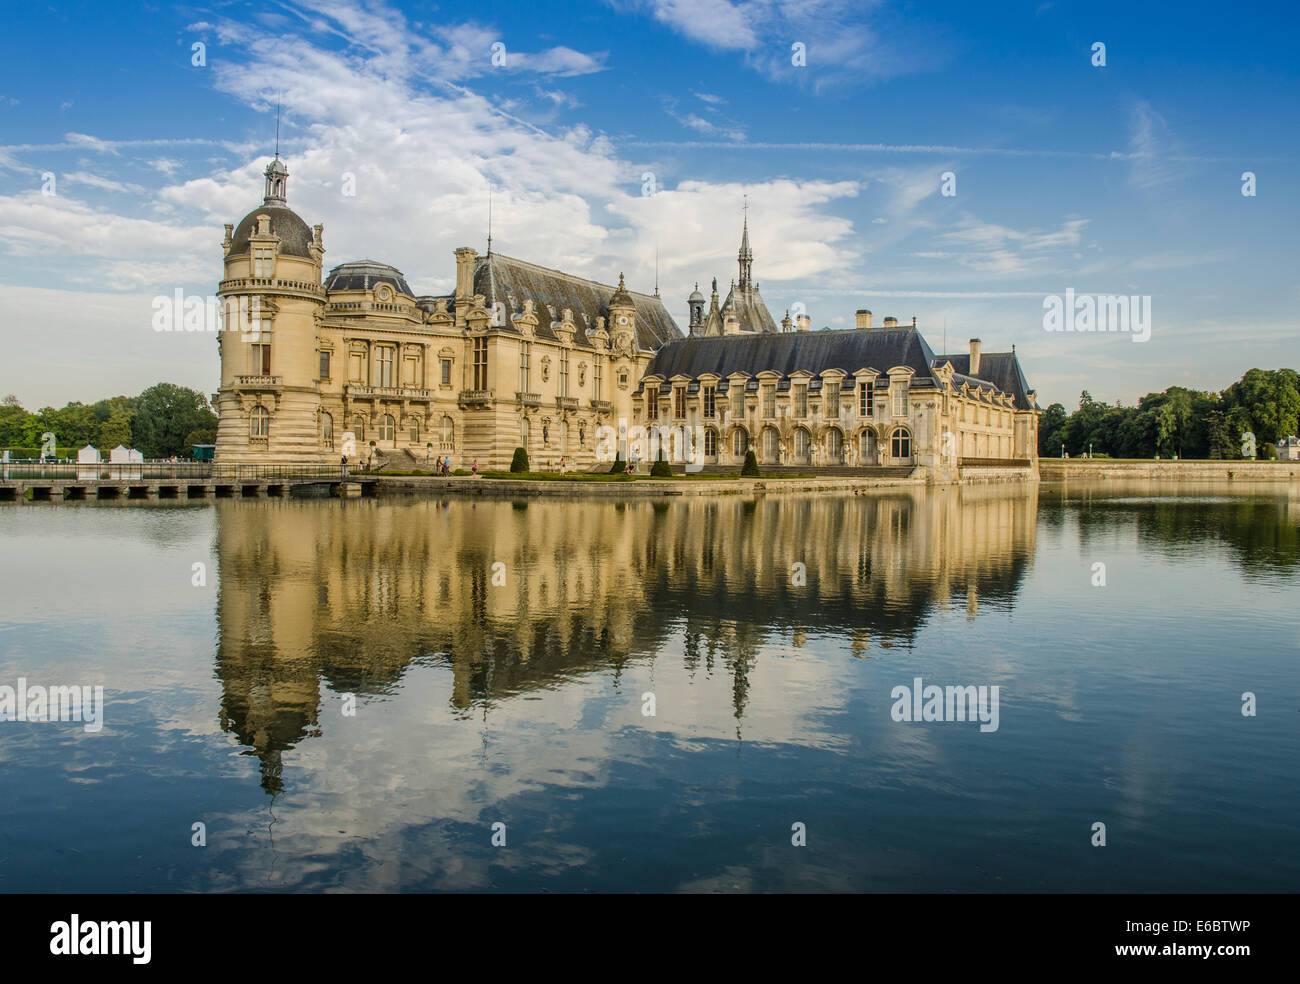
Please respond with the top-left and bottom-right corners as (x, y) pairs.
(214, 487), (1038, 793)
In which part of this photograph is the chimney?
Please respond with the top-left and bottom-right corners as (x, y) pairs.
(454, 247), (476, 306)
(796, 314), (810, 331)
(911, 316), (916, 328)
(883, 316), (898, 328)
(969, 338), (982, 376)
(855, 309), (872, 330)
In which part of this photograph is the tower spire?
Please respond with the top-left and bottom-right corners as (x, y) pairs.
(263, 95), (288, 206)
(738, 195), (753, 290)
(487, 181), (493, 255)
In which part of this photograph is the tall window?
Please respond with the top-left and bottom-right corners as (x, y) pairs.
(732, 386), (745, 418)
(892, 379), (908, 417)
(519, 341), (531, 393)
(704, 428), (717, 456)
(859, 381), (873, 417)
(732, 427), (748, 458)
(253, 247), (273, 278)
(352, 416), (365, 443)
(440, 416), (454, 451)
(762, 384), (775, 418)
(320, 411), (333, 450)
(891, 427), (912, 459)
(826, 427), (843, 460)
(794, 384), (808, 418)
(379, 414), (396, 443)
(441, 359), (452, 386)
(408, 418), (419, 443)
(250, 405), (269, 438)
(375, 346), (395, 387)
(762, 426), (778, 462)
(559, 348), (569, 398)
(647, 390), (659, 420)
(594, 357), (603, 400)
(472, 337), (488, 390)
(703, 385), (716, 418)
(793, 427), (810, 461)
(251, 343), (271, 375)
(825, 381), (839, 418)
(674, 387), (686, 418)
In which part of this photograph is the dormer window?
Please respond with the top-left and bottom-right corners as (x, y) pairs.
(253, 247), (273, 278)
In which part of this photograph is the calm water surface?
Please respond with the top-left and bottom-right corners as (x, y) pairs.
(0, 481), (1296, 892)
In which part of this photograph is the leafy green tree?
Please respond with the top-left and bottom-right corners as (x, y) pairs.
(1038, 403), (1068, 456)
(131, 383), (217, 458)
(98, 408), (134, 450)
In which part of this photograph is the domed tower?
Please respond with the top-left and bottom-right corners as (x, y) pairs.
(687, 282), (705, 336)
(607, 272), (636, 358)
(215, 155), (326, 464)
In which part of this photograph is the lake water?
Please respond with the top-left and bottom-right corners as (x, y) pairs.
(1, 481), (1296, 893)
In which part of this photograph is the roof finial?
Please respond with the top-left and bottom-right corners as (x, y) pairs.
(274, 91), (281, 160)
(654, 246), (660, 297)
(487, 181), (493, 255)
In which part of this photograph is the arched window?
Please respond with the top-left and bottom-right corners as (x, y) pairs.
(826, 427), (843, 462)
(352, 416), (366, 443)
(379, 414), (396, 443)
(860, 429), (876, 463)
(731, 426), (748, 459)
(520, 417), (530, 449)
(320, 411), (333, 450)
(440, 416), (455, 451)
(891, 427), (912, 460)
(762, 426), (779, 463)
(704, 428), (717, 457)
(408, 418), (419, 443)
(250, 405), (270, 439)
(792, 427), (810, 463)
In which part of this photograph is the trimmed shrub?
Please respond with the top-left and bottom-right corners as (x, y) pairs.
(741, 450), (760, 476)
(509, 447), (529, 472)
(650, 449), (673, 477)
(609, 456), (626, 474)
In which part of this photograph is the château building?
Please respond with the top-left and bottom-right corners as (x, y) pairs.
(214, 156), (1040, 477)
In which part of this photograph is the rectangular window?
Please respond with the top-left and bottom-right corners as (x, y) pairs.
(794, 384), (807, 418)
(253, 247), (273, 278)
(703, 385), (716, 418)
(519, 341), (531, 393)
(762, 384), (775, 418)
(732, 386), (745, 418)
(825, 382), (838, 418)
(892, 380), (908, 417)
(441, 359), (452, 386)
(594, 358), (602, 400)
(374, 346), (395, 387)
(252, 343), (271, 375)
(648, 390), (660, 421)
(473, 337), (488, 390)
(559, 349), (569, 398)
(859, 381), (873, 416)
(319, 351), (331, 380)
(674, 387), (686, 418)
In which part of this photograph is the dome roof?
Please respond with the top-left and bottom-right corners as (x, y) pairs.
(229, 205), (314, 259)
(325, 260), (413, 296)
(688, 282), (705, 303)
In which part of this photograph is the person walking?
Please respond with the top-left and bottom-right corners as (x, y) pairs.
(341, 454), (349, 477)
(471, 458), (478, 475)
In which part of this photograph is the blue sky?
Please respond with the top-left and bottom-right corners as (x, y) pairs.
(0, 0), (1296, 408)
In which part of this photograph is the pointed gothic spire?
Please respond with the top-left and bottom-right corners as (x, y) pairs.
(738, 197), (753, 289)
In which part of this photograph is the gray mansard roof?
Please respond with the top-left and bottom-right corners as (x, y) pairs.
(938, 352), (1038, 410)
(645, 328), (941, 384)
(473, 253), (682, 351)
(643, 327), (1037, 408)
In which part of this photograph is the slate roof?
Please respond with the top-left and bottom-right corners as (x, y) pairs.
(938, 352), (1038, 409)
(472, 252), (682, 351)
(644, 328), (941, 386)
(230, 205), (314, 259)
(719, 284), (780, 333)
(325, 260), (414, 296)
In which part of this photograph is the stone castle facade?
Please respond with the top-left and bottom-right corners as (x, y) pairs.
(214, 157), (1040, 477)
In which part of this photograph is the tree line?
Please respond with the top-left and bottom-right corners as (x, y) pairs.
(1038, 368), (1300, 459)
(0, 383), (218, 460)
